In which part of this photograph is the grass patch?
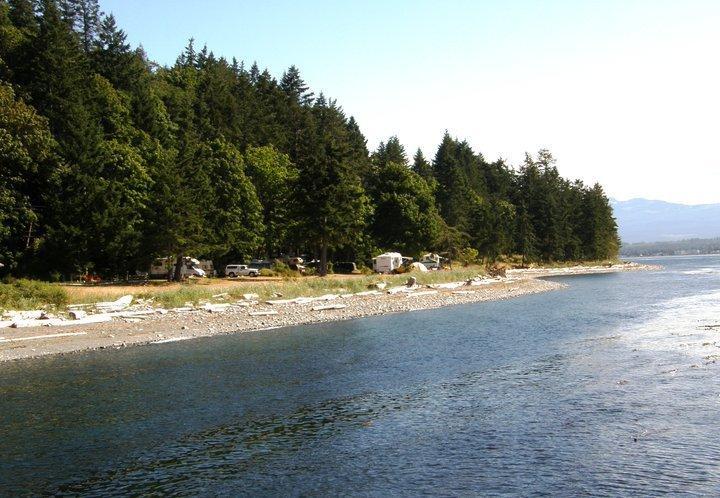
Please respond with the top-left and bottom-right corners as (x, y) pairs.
(0, 279), (68, 311)
(127, 267), (487, 308)
(3, 267), (487, 311)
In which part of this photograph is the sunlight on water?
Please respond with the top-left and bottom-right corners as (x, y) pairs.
(620, 289), (720, 364)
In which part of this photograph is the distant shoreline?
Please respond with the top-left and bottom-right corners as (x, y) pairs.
(0, 263), (657, 363)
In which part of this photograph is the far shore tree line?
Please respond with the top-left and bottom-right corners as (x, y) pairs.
(0, 0), (620, 280)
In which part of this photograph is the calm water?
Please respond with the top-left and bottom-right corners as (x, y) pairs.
(2, 256), (720, 496)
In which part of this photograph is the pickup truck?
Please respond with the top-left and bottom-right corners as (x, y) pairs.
(225, 264), (259, 277)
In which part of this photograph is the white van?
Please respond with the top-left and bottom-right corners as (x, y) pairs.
(372, 252), (404, 273)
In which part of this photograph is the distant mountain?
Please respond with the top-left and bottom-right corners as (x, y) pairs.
(612, 198), (720, 244)
(621, 237), (720, 257)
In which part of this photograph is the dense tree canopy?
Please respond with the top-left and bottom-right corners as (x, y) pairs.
(0, 0), (619, 279)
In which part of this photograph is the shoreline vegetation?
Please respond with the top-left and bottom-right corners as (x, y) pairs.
(2, 1), (619, 285)
(0, 262), (657, 363)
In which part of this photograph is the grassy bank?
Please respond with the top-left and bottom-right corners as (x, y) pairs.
(1, 267), (486, 311)
(136, 267), (486, 308)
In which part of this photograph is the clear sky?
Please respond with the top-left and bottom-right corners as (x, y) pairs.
(102, 0), (720, 204)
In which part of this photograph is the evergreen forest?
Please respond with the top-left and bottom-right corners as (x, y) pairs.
(0, 0), (620, 278)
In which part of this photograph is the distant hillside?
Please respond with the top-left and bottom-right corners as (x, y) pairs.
(621, 237), (720, 257)
(612, 199), (720, 244)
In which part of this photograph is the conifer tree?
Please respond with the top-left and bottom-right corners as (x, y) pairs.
(280, 65), (314, 105)
(294, 95), (371, 275)
(412, 148), (433, 183)
(372, 135), (407, 167)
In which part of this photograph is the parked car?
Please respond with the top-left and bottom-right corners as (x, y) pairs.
(419, 253), (443, 270)
(225, 264), (259, 277)
(419, 258), (441, 270)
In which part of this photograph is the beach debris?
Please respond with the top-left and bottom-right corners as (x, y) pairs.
(267, 294), (339, 306)
(0, 331), (87, 343)
(452, 290), (476, 295)
(407, 290), (438, 298)
(9, 314), (113, 328)
(406, 276), (417, 287)
(249, 310), (278, 317)
(212, 292), (229, 299)
(94, 295), (133, 312)
(69, 310), (87, 320)
(266, 298), (296, 305)
(354, 290), (381, 297)
(242, 293), (259, 300)
(169, 307), (194, 313)
(2, 310), (45, 320)
(368, 282), (387, 290)
(429, 281), (465, 290)
(387, 285), (415, 294)
(203, 303), (231, 313)
(271, 292), (283, 298)
(234, 300), (257, 307)
(311, 304), (347, 311)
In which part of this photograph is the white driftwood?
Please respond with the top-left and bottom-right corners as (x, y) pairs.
(407, 290), (439, 298)
(10, 314), (112, 328)
(311, 304), (348, 311)
(95, 294), (133, 312)
(0, 331), (87, 343)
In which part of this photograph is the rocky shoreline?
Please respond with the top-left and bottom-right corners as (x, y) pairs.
(0, 263), (656, 363)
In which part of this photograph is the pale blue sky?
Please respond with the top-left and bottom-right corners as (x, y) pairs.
(102, 0), (720, 204)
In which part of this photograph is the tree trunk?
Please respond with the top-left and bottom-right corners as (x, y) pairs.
(173, 254), (184, 282)
(319, 243), (328, 277)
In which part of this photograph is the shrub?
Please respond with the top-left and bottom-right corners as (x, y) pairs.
(271, 262), (296, 277)
(457, 247), (479, 266)
(0, 279), (68, 310)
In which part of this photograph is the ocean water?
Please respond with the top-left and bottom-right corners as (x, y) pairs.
(1, 256), (720, 496)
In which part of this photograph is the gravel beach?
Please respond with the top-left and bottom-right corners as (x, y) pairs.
(0, 264), (655, 363)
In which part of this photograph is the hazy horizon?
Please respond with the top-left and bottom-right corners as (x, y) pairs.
(103, 0), (720, 204)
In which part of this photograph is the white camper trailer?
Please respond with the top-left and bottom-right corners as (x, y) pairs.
(149, 257), (208, 279)
(372, 252), (404, 273)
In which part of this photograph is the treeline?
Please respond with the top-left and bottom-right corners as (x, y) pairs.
(621, 238), (720, 257)
(0, 0), (619, 278)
